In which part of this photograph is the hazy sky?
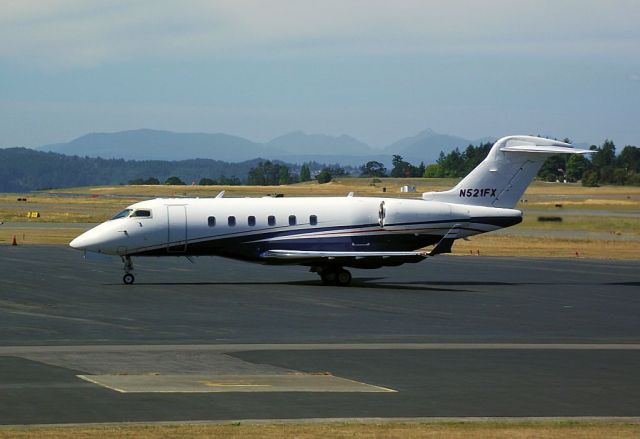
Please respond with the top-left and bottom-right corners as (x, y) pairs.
(1, 0), (639, 148)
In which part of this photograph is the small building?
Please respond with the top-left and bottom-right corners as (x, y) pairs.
(400, 185), (416, 193)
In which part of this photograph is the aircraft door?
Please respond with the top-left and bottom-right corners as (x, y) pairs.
(167, 205), (187, 253)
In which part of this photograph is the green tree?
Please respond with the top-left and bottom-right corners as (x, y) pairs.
(218, 175), (242, 185)
(618, 146), (640, 172)
(592, 140), (616, 169)
(278, 165), (291, 185)
(582, 170), (599, 187)
(199, 177), (217, 185)
(538, 156), (567, 182)
(165, 176), (185, 185)
(436, 148), (465, 177)
(300, 164), (311, 182)
(359, 161), (387, 177)
(566, 154), (590, 182)
(316, 168), (333, 184)
(391, 155), (420, 177)
(128, 177), (159, 185)
(390, 155), (405, 177)
(423, 164), (444, 178)
(247, 161), (291, 185)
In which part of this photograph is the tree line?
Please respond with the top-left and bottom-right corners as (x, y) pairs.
(0, 148), (278, 192)
(242, 139), (639, 187)
(3, 138), (637, 192)
(537, 140), (640, 186)
(354, 140), (639, 186)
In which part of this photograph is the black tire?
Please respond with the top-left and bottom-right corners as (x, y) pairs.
(336, 269), (352, 286)
(123, 273), (135, 285)
(320, 270), (337, 285)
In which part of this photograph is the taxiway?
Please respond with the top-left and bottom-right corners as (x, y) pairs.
(0, 245), (638, 424)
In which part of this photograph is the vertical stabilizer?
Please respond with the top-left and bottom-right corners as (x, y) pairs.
(422, 135), (592, 208)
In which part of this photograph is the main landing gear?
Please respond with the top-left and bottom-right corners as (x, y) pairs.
(121, 255), (135, 285)
(317, 267), (352, 286)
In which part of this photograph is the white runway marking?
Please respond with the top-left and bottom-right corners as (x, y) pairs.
(2, 342), (640, 356)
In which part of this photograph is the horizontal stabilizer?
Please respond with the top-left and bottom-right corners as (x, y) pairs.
(500, 145), (593, 154)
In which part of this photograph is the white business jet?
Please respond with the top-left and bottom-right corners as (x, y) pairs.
(70, 135), (590, 286)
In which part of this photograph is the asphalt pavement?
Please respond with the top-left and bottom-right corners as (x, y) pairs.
(0, 245), (638, 424)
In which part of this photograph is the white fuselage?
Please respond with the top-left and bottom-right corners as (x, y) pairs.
(70, 196), (521, 262)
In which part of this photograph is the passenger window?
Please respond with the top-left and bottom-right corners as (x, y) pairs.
(248, 216), (256, 226)
(310, 215), (317, 225)
(228, 216), (236, 226)
(131, 209), (151, 218)
(208, 216), (216, 227)
(268, 215), (276, 226)
(289, 215), (296, 226)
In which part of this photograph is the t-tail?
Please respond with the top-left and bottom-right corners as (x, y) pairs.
(422, 135), (592, 208)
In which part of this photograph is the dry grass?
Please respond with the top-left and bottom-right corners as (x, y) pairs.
(0, 193), (140, 223)
(1, 422), (639, 439)
(0, 227), (85, 246)
(524, 181), (640, 196)
(44, 178), (640, 198)
(518, 215), (640, 235)
(452, 234), (639, 259)
(42, 178), (457, 199)
(35, 179), (640, 213)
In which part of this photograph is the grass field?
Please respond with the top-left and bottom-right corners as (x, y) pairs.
(2, 421), (639, 439)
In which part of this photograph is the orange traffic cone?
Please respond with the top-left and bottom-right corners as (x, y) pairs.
(12, 235), (17, 246)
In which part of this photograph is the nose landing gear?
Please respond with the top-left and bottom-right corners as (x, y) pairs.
(121, 256), (135, 285)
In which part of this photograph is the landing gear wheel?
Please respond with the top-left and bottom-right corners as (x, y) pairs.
(321, 271), (337, 285)
(336, 269), (352, 286)
(319, 268), (351, 286)
(121, 256), (135, 285)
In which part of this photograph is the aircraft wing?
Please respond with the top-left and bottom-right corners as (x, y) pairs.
(259, 249), (428, 267)
(260, 249), (428, 260)
(260, 224), (459, 264)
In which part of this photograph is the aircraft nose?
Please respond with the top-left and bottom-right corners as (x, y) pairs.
(69, 233), (90, 250)
(70, 229), (105, 251)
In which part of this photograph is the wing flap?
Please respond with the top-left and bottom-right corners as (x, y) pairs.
(260, 249), (428, 260)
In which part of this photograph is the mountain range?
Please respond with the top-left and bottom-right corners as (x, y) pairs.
(37, 128), (495, 166)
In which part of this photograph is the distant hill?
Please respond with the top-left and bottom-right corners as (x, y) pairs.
(268, 131), (373, 156)
(36, 128), (492, 166)
(39, 129), (282, 162)
(0, 148), (281, 192)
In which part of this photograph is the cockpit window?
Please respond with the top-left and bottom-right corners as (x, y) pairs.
(131, 209), (152, 218)
(111, 209), (132, 220)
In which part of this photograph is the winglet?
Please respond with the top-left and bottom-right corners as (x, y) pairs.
(215, 191), (225, 199)
(429, 224), (460, 256)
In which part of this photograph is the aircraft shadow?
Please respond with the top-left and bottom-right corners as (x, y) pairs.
(105, 278), (630, 291)
(106, 278), (471, 293)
